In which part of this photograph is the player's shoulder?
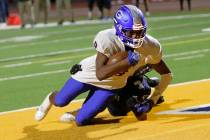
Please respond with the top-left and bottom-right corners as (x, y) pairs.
(140, 35), (162, 64)
(144, 34), (161, 49)
(93, 28), (123, 57)
(95, 28), (116, 41)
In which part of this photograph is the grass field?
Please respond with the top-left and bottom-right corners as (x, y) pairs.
(0, 9), (210, 114)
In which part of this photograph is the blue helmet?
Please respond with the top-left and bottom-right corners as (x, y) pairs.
(114, 5), (147, 48)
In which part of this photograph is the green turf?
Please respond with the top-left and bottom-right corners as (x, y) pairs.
(0, 10), (210, 112)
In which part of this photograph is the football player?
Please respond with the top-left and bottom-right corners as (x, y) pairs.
(35, 5), (172, 126)
(60, 65), (164, 122)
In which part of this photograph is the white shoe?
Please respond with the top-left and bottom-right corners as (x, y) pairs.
(60, 112), (75, 122)
(35, 91), (56, 121)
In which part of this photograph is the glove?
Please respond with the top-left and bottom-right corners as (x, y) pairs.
(128, 50), (140, 65)
(133, 99), (154, 116)
(70, 64), (82, 74)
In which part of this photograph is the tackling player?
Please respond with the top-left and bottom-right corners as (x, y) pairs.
(35, 5), (172, 126)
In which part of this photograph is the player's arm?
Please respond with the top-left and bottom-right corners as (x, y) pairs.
(148, 59), (173, 104)
(96, 52), (131, 81)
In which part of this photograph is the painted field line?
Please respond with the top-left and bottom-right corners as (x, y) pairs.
(43, 60), (72, 66)
(0, 47), (208, 79)
(151, 21), (210, 31)
(3, 62), (32, 68)
(0, 48), (209, 82)
(1, 20), (210, 51)
(0, 35), (94, 51)
(174, 54), (204, 61)
(164, 48), (210, 58)
(148, 13), (210, 21)
(0, 53), (93, 68)
(0, 47), (94, 62)
(1, 32), (210, 63)
(0, 99), (84, 116)
(1, 20), (208, 44)
(159, 32), (210, 42)
(0, 69), (68, 82)
(202, 28), (210, 32)
(0, 78), (210, 116)
(157, 103), (210, 115)
(1, 13), (209, 31)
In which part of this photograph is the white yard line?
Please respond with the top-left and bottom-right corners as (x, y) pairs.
(157, 103), (210, 115)
(202, 28), (210, 32)
(0, 48), (209, 69)
(0, 78), (210, 116)
(0, 35), (94, 50)
(43, 60), (71, 66)
(1, 17), (210, 51)
(1, 32), (210, 63)
(3, 62), (32, 68)
(151, 21), (210, 31)
(164, 48), (210, 58)
(0, 69), (67, 82)
(148, 13), (210, 21)
(0, 99), (85, 116)
(0, 47), (93, 62)
(159, 32), (210, 41)
(174, 54), (205, 61)
(1, 13), (209, 31)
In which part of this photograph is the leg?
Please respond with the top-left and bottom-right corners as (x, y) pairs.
(75, 89), (114, 126)
(54, 78), (91, 107)
(187, 0), (191, 11)
(180, 0), (184, 11)
(18, 1), (25, 28)
(35, 77), (91, 121)
(87, 0), (95, 20)
(56, 0), (64, 24)
(60, 88), (96, 122)
(34, 0), (40, 24)
(143, 0), (150, 16)
(29, 0), (35, 26)
(96, 0), (104, 19)
(135, 0), (139, 8)
(43, 0), (50, 24)
(64, 0), (74, 22)
(103, 0), (111, 18)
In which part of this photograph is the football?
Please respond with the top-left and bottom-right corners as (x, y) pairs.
(107, 51), (128, 65)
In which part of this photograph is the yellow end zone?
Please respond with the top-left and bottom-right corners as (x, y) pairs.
(1, 79), (210, 140)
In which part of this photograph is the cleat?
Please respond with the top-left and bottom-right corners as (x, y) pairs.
(60, 112), (75, 122)
(35, 91), (56, 121)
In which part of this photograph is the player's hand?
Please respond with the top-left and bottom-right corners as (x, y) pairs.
(128, 50), (140, 65)
(70, 64), (82, 74)
(133, 99), (154, 116)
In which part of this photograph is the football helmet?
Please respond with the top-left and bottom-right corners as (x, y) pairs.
(114, 5), (147, 48)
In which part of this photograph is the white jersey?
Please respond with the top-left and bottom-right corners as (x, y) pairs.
(72, 28), (162, 90)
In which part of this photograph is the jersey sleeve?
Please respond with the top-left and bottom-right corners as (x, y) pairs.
(92, 31), (114, 58)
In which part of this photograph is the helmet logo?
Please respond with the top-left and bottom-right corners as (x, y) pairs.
(116, 10), (123, 19)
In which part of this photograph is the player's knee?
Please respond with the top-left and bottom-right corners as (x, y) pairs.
(54, 97), (68, 107)
(75, 115), (91, 126)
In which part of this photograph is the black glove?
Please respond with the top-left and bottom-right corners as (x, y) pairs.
(70, 64), (82, 75)
(128, 98), (154, 117)
(134, 99), (154, 115)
